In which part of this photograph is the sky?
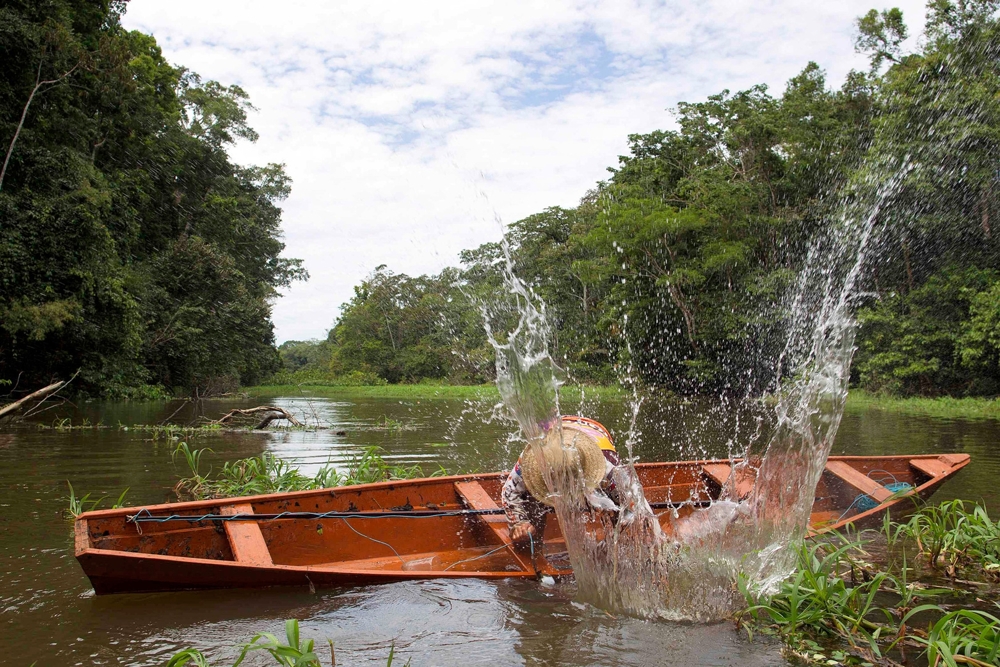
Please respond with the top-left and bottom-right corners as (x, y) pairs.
(122, 0), (927, 343)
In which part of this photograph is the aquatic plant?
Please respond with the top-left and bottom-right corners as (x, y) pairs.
(172, 444), (444, 500)
(372, 415), (407, 432)
(65, 481), (129, 519)
(138, 423), (222, 441)
(896, 500), (1000, 580)
(172, 442), (213, 498)
(65, 481), (102, 518)
(739, 534), (924, 663)
(165, 619), (407, 667)
(904, 606), (1000, 667)
(740, 509), (1000, 666)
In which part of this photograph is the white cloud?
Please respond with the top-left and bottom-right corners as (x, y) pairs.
(122, 0), (927, 342)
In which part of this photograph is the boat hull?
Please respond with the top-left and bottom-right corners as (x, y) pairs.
(75, 453), (969, 594)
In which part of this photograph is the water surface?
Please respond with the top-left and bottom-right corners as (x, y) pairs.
(0, 392), (994, 665)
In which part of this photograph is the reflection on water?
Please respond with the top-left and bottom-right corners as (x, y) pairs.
(0, 393), (993, 665)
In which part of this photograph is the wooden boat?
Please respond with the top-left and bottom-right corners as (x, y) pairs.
(75, 453), (969, 594)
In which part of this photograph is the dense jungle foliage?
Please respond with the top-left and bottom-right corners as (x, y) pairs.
(0, 0), (304, 397)
(286, 2), (1000, 397)
(4, 2), (998, 399)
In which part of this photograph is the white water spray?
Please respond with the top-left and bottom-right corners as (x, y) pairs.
(482, 156), (912, 619)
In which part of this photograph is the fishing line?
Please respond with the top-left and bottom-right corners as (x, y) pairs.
(442, 544), (511, 571)
(340, 518), (406, 566)
(128, 501), (704, 524)
(126, 507), (504, 524)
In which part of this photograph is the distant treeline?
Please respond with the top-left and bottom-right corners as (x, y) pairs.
(0, 1), (304, 397)
(284, 3), (1000, 398)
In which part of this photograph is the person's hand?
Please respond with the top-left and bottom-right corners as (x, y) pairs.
(510, 521), (536, 542)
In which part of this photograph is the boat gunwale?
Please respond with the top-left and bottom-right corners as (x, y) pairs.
(75, 453), (967, 522)
(76, 546), (537, 579)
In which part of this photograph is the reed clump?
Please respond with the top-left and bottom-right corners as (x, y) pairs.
(172, 442), (444, 500)
(890, 499), (1000, 581)
(65, 481), (129, 519)
(166, 618), (408, 666)
(740, 504), (1000, 667)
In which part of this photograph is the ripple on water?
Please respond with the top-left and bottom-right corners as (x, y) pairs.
(0, 395), (995, 665)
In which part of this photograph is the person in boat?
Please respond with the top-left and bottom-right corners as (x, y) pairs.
(501, 415), (622, 541)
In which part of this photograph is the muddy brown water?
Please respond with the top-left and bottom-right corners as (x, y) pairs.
(0, 391), (995, 666)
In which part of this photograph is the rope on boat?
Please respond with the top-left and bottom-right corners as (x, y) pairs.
(126, 499), (709, 525)
(836, 469), (913, 521)
(442, 543), (511, 571)
(339, 518), (406, 566)
(126, 507), (506, 524)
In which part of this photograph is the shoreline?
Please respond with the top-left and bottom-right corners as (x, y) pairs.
(844, 389), (1000, 421)
(241, 383), (628, 400)
(242, 383), (1000, 420)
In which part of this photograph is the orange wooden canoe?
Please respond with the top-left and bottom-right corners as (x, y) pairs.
(75, 453), (969, 594)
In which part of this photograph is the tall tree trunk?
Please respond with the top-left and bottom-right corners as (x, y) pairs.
(980, 183), (993, 240)
(0, 59), (80, 193)
(902, 238), (914, 293)
(665, 282), (698, 350)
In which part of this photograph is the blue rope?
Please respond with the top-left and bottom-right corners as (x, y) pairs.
(836, 468), (913, 521)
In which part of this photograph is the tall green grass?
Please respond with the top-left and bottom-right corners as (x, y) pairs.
(845, 390), (1000, 421)
(172, 442), (445, 500)
(892, 499), (1000, 579)
(741, 505), (1000, 667)
(166, 619), (408, 666)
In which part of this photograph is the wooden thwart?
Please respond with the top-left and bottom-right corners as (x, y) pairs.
(909, 457), (953, 480)
(220, 504), (273, 566)
(454, 481), (533, 572)
(824, 461), (892, 503)
(702, 463), (755, 500)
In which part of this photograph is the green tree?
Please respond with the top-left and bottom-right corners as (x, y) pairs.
(0, 1), (303, 396)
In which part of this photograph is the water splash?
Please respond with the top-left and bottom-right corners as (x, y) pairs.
(480, 151), (918, 620)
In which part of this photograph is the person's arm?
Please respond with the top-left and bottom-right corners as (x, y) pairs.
(501, 462), (536, 540)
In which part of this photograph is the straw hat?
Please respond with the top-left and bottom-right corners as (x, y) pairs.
(520, 422), (608, 506)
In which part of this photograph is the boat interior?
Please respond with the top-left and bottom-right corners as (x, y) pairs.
(81, 454), (968, 576)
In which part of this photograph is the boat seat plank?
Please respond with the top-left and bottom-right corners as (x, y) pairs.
(454, 481), (507, 524)
(909, 457), (952, 480)
(824, 461), (892, 503)
(702, 463), (755, 499)
(454, 481), (532, 572)
(220, 504), (273, 567)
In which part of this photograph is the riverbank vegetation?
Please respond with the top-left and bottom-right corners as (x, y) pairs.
(0, 1), (303, 399)
(171, 443), (442, 501)
(242, 383), (1000, 421)
(4, 2), (998, 404)
(279, 4), (1000, 402)
(845, 391), (1000, 422)
(243, 382), (628, 402)
(741, 500), (1000, 666)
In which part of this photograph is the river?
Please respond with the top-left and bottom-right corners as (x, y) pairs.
(0, 390), (995, 666)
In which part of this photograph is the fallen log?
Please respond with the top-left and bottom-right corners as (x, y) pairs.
(215, 405), (303, 429)
(0, 380), (66, 420)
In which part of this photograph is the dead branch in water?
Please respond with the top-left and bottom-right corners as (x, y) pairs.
(214, 406), (303, 429)
(0, 380), (66, 420)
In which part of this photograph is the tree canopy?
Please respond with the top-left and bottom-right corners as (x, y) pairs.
(0, 0), (304, 396)
(298, 1), (1000, 398)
